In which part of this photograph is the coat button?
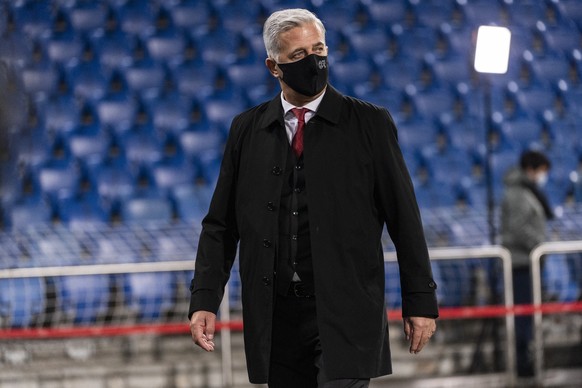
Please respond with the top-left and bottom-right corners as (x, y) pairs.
(263, 239), (272, 248)
(294, 188), (302, 193)
(428, 281), (437, 289)
(295, 163), (303, 170)
(262, 276), (271, 286)
(272, 166), (282, 175)
(292, 211), (299, 216)
(267, 202), (275, 211)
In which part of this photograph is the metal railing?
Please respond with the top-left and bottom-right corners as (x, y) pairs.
(530, 240), (582, 386)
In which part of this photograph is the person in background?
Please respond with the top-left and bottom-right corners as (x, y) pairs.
(501, 150), (553, 378)
(188, 8), (438, 387)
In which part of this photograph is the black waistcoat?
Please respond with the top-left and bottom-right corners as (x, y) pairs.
(276, 148), (313, 296)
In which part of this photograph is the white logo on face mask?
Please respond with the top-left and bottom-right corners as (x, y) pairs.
(318, 60), (327, 69)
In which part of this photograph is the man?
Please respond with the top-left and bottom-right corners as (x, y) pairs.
(501, 150), (553, 378)
(189, 9), (438, 387)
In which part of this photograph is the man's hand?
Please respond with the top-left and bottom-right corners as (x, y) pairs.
(403, 316), (436, 354)
(190, 311), (217, 352)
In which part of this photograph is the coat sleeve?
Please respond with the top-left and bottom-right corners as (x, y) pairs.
(371, 108), (439, 318)
(188, 118), (242, 318)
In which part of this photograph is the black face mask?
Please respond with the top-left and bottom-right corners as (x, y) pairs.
(277, 54), (328, 97)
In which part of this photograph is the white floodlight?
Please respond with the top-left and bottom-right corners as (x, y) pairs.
(474, 26), (511, 74)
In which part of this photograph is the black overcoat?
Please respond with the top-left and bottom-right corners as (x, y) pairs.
(189, 86), (438, 383)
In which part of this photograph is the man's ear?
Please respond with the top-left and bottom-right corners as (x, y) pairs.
(265, 58), (280, 78)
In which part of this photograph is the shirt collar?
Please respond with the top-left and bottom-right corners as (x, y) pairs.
(280, 90), (326, 116)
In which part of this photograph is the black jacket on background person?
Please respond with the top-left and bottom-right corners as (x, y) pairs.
(189, 85), (439, 383)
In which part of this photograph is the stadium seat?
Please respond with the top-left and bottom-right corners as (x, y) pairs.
(146, 32), (186, 66)
(151, 161), (197, 194)
(68, 2), (107, 37)
(169, 0), (211, 33)
(10, 199), (53, 229)
(458, 0), (505, 27)
(542, 254), (580, 302)
(118, 0), (155, 38)
(203, 97), (247, 131)
(394, 26), (436, 61)
(123, 63), (166, 100)
(126, 271), (175, 322)
(96, 165), (136, 205)
(97, 95), (137, 134)
(68, 132), (110, 168)
(314, 2), (359, 32)
(530, 56), (571, 85)
(331, 59), (372, 88)
(227, 62), (269, 91)
(57, 274), (110, 325)
(38, 164), (80, 201)
(179, 129), (225, 163)
(514, 86), (558, 114)
(364, 0), (408, 26)
(21, 63), (59, 97)
(345, 28), (390, 60)
(12, 1), (52, 39)
(505, 1), (547, 28)
(171, 185), (208, 222)
(43, 94), (80, 136)
(411, 87), (456, 120)
(412, 2), (453, 29)
(120, 196), (172, 224)
(0, 276), (46, 328)
(379, 57), (421, 90)
(173, 63), (217, 99)
(219, 3), (261, 34)
(499, 116), (543, 149)
(151, 94), (190, 134)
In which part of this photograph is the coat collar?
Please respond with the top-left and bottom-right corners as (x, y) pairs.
(257, 84), (343, 130)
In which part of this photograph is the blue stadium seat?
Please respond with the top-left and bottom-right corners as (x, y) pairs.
(514, 86), (558, 114)
(505, 1), (547, 28)
(10, 199), (53, 229)
(169, 0), (211, 33)
(57, 274), (110, 324)
(431, 55), (472, 85)
(543, 25), (581, 54)
(59, 195), (109, 228)
(558, 0), (582, 29)
(151, 161), (197, 194)
(219, 3), (261, 34)
(412, 2), (454, 29)
(314, 2), (359, 32)
(120, 196), (172, 224)
(499, 116), (543, 149)
(364, 0), (408, 26)
(95, 30), (135, 71)
(542, 254), (580, 302)
(379, 57), (421, 90)
(97, 95), (137, 134)
(151, 95), (190, 134)
(458, 0), (504, 27)
(411, 87), (456, 120)
(69, 132), (110, 167)
(44, 95), (80, 136)
(171, 185), (208, 222)
(227, 62), (269, 91)
(180, 129), (225, 163)
(46, 35), (83, 68)
(530, 56), (571, 85)
(123, 130), (163, 168)
(345, 28), (389, 60)
(146, 32), (186, 66)
(198, 31), (238, 66)
(331, 59), (372, 88)
(394, 26), (436, 61)
(12, 1), (53, 39)
(96, 166), (136, 205)
(123, 63), (166, 100)
(203, 97), (247, 131)
(118, 0), (156, 38)
(126, 271), (175, 322)
(21, 63), (59, 97)
(0, 276), (46, 328)
(68, 2), (107, 37)
(173, 63), (217, 99)
(38, 164), (80, 201)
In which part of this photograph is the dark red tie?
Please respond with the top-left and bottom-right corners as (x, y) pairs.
(291, 108), (307, 157)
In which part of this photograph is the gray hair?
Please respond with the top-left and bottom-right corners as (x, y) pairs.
(262, 8), (326, 61)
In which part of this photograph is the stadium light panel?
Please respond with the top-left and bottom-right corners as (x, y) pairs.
(474, 26), (511, 74)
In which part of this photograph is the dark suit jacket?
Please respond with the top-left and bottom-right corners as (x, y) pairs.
(189, 85), (438, 383)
